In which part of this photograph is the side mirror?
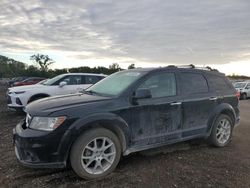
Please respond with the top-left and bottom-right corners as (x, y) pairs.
(59, 81), (67, 87)
(134, 88), (152, 99)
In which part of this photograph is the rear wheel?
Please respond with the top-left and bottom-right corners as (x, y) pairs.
(209, 114), (233, 147)
(70, 128), (121, 179)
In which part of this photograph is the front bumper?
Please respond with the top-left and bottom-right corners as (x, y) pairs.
(13, 120), (73, 168)
(7, 94), (25, 108)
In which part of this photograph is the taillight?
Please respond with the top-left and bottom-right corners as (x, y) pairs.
(236, 91), (240, 100)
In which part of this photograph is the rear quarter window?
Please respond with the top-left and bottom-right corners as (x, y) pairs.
(180, 72), (209, 94)
(207, 74), (232, 93)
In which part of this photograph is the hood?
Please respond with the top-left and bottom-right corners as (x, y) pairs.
(235, 88), (243, 91)
(9, 84), (45, 92)
(25, 93), (111, 115)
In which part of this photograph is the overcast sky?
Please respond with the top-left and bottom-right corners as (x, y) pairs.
(1, 0), (250, 75)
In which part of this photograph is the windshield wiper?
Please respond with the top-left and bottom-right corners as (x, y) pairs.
(81, 90), (99, 95)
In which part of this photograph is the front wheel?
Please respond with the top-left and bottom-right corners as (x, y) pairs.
(70, 128), (121, 179)
(209, 114), (233, 147)
(242, 93), (247, 100)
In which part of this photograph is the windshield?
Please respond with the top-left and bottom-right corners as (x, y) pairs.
(41, 75), (65, 85)
(234, 82), (246, 88)
(86, 71), (144, 96)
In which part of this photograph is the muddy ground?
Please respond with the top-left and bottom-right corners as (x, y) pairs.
(0, 85), (250, 188)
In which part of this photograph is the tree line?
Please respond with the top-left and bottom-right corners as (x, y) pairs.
(1, 54), (249, 80)
(0, 54), (136, 78)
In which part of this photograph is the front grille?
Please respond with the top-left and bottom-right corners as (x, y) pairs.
(7, 96), (11, 104)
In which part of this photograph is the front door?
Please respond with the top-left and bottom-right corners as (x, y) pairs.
(54, 75), (83, 95)
(129, 71), (183, 146)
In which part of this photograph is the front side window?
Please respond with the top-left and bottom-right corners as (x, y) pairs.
(180, 73), (208, 94)
(60, 75), (82, 85)
(137, 72), (176, 98)
(42, 74), (65, 85)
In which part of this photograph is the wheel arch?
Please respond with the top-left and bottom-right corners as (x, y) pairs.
(28, 93), (50, 103)
(207, 103), (236, 135)
(68, 113), (130, 156)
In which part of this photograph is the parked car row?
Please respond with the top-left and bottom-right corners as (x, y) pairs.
(7, 76), (47, 87)
(13, 77), (47, 87)
(7, 73), (106, 111)
(12, 66), (240, 180)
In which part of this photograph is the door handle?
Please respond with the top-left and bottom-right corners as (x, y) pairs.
(209, 97), (218, 101)
(170, 102), (182, 106)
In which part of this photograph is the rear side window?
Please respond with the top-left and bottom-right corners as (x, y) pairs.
(180, 73), (208, 94)
(207, 75), (231, 92)
(83, 76), (103, 84)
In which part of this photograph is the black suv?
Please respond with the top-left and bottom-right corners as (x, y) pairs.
(13, 66), (240, 179)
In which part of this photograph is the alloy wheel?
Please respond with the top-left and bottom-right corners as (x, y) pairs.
(216, 118), (231, 144)
(81, 137), (116, 175)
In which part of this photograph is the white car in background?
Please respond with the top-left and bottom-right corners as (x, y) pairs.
(234, 81), (250, 100)
(7, 73), (106, 111)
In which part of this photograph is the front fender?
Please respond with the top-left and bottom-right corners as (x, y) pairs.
(68, 112), (131, 153)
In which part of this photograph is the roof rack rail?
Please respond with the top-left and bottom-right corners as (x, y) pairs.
(166, 64), (218, 72)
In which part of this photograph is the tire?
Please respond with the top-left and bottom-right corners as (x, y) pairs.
(242, 93), (247, 100)
(70, 128), (121, 179)
(209, 114), (233, 147)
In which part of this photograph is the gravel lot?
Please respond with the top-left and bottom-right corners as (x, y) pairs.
(0, 85), (250, 188)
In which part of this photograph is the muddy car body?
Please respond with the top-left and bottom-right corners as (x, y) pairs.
(13, 66), (240, 179)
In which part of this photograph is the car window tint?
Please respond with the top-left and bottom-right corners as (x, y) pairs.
(60, 75), (82, 85)
(138, 73), (176, 98)
(84, 76), (101, 84)
(208, 75), (231, 92)
(180, 73), (208, 94)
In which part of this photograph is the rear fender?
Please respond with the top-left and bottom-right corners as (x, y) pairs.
(207, 103), (236, 135)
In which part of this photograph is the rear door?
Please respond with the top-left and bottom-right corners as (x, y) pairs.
(179, 72), (217, 137)
(206, 74), (239, 115)
(129, 71), (183, 146)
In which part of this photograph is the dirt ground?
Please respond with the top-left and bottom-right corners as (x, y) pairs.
(0, 85), (250, 188)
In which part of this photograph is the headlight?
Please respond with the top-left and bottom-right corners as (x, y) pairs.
(29, 116), (66, 131)
(14, 91), (26, 94)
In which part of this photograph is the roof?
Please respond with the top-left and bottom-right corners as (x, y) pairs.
(124, 65), (224, 76)
(61, 73), (107, 76)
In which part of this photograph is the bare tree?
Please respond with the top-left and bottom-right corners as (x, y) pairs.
(30, 54), (54, 72)
(109, 63), (121, 70)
